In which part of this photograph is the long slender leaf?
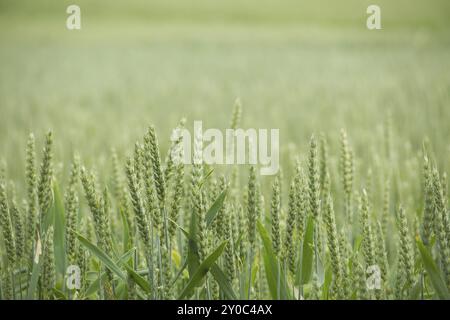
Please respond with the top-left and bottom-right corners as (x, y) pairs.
(123, 263), (151, 294)
(42, 191), (54, 233)
(199, 168), (215, 189)
(321, 262), (333, 300)
(85, 273), (108, 297)
(84, 248), (136, 297)
(179, 240), (228, 299)
(257, 220), (290, 299)
(168, 217), (189, 238)
(118, 247), (137, 265)
(257, 220), (278, 298)
(210, 263), (237, 300)
(261, 245), (277, 299)
(52, 287), (68, 300)
(76, 232), (126, 281)
(119, 205), (131, 252)
(416, 238), (450, 299)
(206, 189), (227, 227)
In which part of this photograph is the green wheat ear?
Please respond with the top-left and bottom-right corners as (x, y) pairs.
(340, 129), (354, 223)
(111, 148), (134, 248)
(214, 175), (227, 241)
(133, 141), (144, 191)
(420, 154), (434, 245)
(308, 135), (320, 220)
(125, 156), (155, 298)
(76, 238), (87, 292)
(310, 273), (321, 300)
(164, 118), (186, 183)
(230, 98), (242, 130)
(431, 168), (450, 288)
(80, 165), (116, 298)
(25, 133), (38, 267)
(270, 173), (281, 256)
(168, 154), (184, 242)
(145, 126), (166, 210)
(190, 129), (207, 261)
(65, 154), (80, 265)
(0, 174), (16, 287)
(381, 177), (390, 239)
(354, 259), (368, 300)
(125, 157), (150, 247)
(223, 202), (235, 284)
(295, 162), (307, 243)
(323, 191), (343, 299)
(319, 133), (328, 193)
(143, 138), (162, 236)
(375, 220), (389, 295)
(283, 179), (297, 274)
(246, 166), (257, 253)
(10, 191), (25, 263)
(38, 130), (54, 225)
(360, 189), (376, 268)
(396, 205), (414, 296)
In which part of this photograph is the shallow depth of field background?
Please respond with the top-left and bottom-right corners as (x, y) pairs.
(0, 0), (449, 195)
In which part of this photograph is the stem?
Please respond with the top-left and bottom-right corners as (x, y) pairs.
(205, 277), (211, 299)
(276, 259), (280, 299)
(314, 222), (319, 274)
(298, 239), (303, 300)
(247, 247), (253, 300)
(148, 216), (155, 300)
(157, 236), (163, 299)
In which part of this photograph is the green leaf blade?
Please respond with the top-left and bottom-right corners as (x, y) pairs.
(179, 240), (228, 299)
(76, 232), (126, 281)
(416, 238), (450, 299)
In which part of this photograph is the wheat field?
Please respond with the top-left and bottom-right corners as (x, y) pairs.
(0, 0), (450, 300)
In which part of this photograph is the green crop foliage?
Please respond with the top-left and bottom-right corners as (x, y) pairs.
(0, 0), (449, 300)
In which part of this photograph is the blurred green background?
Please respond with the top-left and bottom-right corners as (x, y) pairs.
(0, 0), (449, 187)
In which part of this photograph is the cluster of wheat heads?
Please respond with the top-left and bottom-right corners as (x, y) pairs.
(0, 105), (449, 300)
